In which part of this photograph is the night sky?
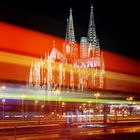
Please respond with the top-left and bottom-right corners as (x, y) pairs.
(0, 0), (139, 60)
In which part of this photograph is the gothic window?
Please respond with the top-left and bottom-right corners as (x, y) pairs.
(88, 48), (94, 58)
(66, 45), (70, 54)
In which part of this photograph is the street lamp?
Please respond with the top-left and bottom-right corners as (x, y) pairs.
(126, 96), (134, 116)
(2, 99), (6, 120)
(62, 102), (65, 107)
(61, 102), (66, 112)
(54, 89), (60, 114)
(58, 97), (62, 112)
(94, 92), (100, 100)
(38, 105), (44, 124)
(126, 96), (134, 104)
(41, 105), (44, 112)
(1, 86), (6, 89)
(94, 92), (100, 116)
(0, 86), (6, 120)
(21, 95), (25, 120)
(41, 105), (44, 117)
(35, 100), (38, 114)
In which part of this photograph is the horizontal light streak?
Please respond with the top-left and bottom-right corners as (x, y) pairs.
(1, 22), (140, 77)
(0, 51), (38, 66)
(0, 22), (64, 57)
(0, 51), (140, 84)
(0, 92), (140, 105)
(105, 71), (140, 84)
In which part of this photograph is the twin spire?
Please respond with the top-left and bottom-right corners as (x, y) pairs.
(65, 5), (97, 46)
(65, 8), (75, 43)
(87, 4), (97, 46)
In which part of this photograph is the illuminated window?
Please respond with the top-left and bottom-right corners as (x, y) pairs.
(66, 45), (70, 54)
(88, 48), (93, 57)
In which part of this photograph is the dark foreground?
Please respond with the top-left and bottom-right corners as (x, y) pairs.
(74, 132), (140, 140)
(0, 121), (140, 140)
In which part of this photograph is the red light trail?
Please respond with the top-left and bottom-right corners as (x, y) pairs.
(0, 22), (140, 93)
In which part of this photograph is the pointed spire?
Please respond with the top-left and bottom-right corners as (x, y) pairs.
(68, 7), (76, 42)
(65, 18), (69, 40)
(87, 4), (97, 46)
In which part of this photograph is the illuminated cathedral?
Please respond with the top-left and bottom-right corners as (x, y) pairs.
(28, 5), (105, 91)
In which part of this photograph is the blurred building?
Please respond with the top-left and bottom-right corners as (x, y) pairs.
(28, 5), (105, 91)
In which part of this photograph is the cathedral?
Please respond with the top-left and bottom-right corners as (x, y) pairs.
(28, 5), (105, 91)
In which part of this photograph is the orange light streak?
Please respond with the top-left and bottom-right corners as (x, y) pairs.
(0, 22), (140, 93)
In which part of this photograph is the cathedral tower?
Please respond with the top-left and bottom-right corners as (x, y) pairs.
(63, 8), (78, 62)
(87, 5), (98, 58)
(80, 37), (88, 59)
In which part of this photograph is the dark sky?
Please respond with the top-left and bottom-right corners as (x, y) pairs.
(0, 0), (139, 60)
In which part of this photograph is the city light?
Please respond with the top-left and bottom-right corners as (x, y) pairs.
(0, 91), (140, 105)
(2, 98), (6, 120)
(1, 86), (6, 89)
(126, 96), (135, 104)
(41, 105), (44, 109)
(0, 1), (140, 139)
(2, 98), (6, 103)
(0, 22), (140, 93)
(94, 92), (100, 99)
(35, 100), (38, 104)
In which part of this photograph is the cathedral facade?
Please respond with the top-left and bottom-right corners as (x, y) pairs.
(28, 5), (105, 91)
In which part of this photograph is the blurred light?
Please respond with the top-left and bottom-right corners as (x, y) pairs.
(0, 22), (140, 93)
(2, 99), (6, 103)
(22, 95), (25, 99)
(1, 86), (6, 89)
(62, 102), (65, 105)
(136, 106), (140, 109)
(94, 92), (100, 98)
(0, 91), (140, 105)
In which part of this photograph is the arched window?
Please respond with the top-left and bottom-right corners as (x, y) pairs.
(88, 48), (94, 58)
(66, 45), (70, 54)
